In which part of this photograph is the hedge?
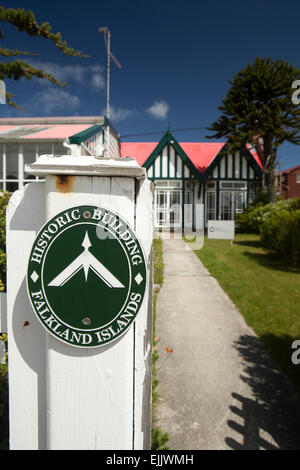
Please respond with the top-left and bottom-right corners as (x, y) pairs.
(260, 209), (300, 265)
(237, 197), (300, 265)
(0, 192), (10, 291)
(237, 198), (300, 233)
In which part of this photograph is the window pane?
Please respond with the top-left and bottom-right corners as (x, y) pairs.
(234, 192), (246, 213)
(220, 181), (246, 190)
(54, 142), (66, 156)
(220, 191), (233, 220)
(6, 144), (18, 177)
(38, 143), (52, 155)
(206, 190), (216, 221)
(23, 144), (37, 165)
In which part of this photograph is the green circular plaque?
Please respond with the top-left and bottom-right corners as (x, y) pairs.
(27, 205), (147, 348)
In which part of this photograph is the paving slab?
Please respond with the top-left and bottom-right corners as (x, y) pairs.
(155, 238), (300, 450)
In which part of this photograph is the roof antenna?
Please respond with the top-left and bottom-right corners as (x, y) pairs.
(98, 27), (122, 121)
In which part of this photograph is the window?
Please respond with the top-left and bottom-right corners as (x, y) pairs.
(0, 142), (65, 192)
(220, 191), (246, 220)
(220, 181), (247, 190)
(184, 190), (193, 227)
(206, 190), (216, 221)
(155, 180), (182, 188)
(296, 174), (300, 183)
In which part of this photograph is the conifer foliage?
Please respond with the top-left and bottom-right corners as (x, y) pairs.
(207, 58), (300, 202)
(0, 6), (89, 107)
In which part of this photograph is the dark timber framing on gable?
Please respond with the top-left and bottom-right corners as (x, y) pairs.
(143, 130), (201, 181)
(143, 131), (203, 231)
(203, 143), (263, 182)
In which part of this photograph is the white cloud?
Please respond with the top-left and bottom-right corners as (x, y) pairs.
(91, 72), (105, 91)
(147, 99), (169, 120)
(28, 61), (105, 92)
(102, 105), (135, 122)
(32, 88), (80, 113)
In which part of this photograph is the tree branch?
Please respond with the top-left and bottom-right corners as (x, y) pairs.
(0, 60), (67, 87)
(0, 7), (90, 58)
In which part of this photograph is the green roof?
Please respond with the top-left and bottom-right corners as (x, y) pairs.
(69, 124), (103, 144)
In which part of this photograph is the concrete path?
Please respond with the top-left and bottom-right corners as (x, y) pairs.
(155, 238), (300, 450)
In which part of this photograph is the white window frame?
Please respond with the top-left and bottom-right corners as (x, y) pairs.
(220, 181), (247, 190)
(206, 189), (216, 222)
(219, 190), (247, 221)
(155, 180), (182, 188)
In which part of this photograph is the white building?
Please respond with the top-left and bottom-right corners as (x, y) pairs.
(121, 130), (263, 230)
(0, 116), (119, 192)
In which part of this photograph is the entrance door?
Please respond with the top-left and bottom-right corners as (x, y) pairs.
(155, 189), (182, 229)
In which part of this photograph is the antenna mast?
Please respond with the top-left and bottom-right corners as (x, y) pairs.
(98, 27), (122, 120)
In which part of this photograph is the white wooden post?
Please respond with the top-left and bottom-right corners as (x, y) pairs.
(7, 183), (47, 449)
(6, 154), (153, 450)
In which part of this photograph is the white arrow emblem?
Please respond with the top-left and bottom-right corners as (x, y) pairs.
(48, 231), (125, 288)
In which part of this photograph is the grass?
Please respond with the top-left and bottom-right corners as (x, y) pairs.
(151, 237), (170, 450)
(194, 233), (300, 392)
(153, 236), (164, 287)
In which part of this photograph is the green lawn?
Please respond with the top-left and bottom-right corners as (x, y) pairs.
(194, 233), (300, 391)
(153, 237), (164, 286)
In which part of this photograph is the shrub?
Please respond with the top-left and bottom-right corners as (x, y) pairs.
(236, 197), (300, 264)
(237, 197), (300, 233)
(252, 190), (269, 206)
(236, 203), (268, 233)
(260, 209), (300, 265)
(0, 192), (10, 291)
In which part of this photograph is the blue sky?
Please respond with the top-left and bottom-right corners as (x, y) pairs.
(1, 0), (300, 169)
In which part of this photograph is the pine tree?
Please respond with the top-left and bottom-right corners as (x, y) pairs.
(0, 6), (89, 108)
(207, 58), (300, 202)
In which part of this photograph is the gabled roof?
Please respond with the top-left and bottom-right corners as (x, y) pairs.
(120, 142), (157, 166)
(121, 139), (226, 174)
(283, 164), (300, 174)
(121, 131), (264, 177)
(141, 132), (203, 178)
(179, 142), (225, 173)
(246, 143), (264, 170)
